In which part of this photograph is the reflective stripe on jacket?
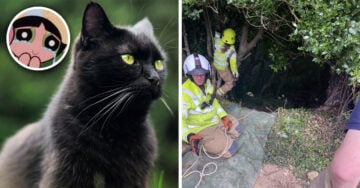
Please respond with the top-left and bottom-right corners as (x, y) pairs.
(213, 32), (238, 74)
(182, 79), (227, 142)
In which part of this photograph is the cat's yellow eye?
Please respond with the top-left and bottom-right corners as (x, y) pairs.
(121, 54), (135, 65)
(154, 60), (164, 71)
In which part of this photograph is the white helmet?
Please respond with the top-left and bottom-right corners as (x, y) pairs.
(183, 54), (211, 76)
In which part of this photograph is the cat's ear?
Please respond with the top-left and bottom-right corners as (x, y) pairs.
(81, 2), (112, 41)
(132, 18), (154, 37)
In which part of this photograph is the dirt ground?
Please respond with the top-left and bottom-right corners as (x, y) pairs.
(254, 164), (307, 188)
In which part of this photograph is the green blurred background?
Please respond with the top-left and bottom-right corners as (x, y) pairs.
(0, 0), (178, 187)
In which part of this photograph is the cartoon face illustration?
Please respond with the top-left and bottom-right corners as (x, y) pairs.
(7, 7), (70, 71)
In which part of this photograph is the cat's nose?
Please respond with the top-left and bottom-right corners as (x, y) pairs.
(147, 74), (160, 86)
(145, 69), (160, 86)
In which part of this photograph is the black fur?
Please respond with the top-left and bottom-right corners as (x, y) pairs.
(0, 2), (165, 188)
(47, 2), (165, 187)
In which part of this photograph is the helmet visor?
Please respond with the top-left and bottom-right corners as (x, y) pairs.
(187, 68), (209, 75)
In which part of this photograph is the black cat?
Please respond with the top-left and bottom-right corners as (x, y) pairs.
(0, 2), (166, 188)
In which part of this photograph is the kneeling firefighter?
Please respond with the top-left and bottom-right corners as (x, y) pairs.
(182, 53), (241, 158)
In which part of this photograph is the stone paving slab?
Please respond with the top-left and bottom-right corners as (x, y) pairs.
(182, 106), (275, 188)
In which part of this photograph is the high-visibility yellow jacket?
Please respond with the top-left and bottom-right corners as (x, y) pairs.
(213, 32), (238, 75)
(182, 79), (227, 142)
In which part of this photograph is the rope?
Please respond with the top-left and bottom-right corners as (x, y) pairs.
(182, 151), (218, 188)
(182, 129), (230, 188)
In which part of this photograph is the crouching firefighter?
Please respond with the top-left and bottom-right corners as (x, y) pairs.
(213, 26), (239, 97)
(182, 53), (242, 158)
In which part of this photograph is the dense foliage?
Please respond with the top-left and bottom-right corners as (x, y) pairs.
(183, 0), (360, 112)
(183, 0), (360, 85)
(289, 0), (360, 86)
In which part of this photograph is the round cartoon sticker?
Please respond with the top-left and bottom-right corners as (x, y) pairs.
(6, 7), (70, 71)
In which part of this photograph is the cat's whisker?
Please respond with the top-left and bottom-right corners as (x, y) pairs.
(99, 92), (133, 134)
(79, 86), (137, 137)
(161, 93), (169, 98)
(83, 97), (120, 128)
(135, 3), (148, 21)
(160, 97), (175, 117)
(121, 95), (134, 113)
(162, 38), (177, 48)
(116, 91), (135, 112)
(99, 92), (135, 136)
(163, 45), (178, 50)
(78, 89), (133, 136)
(161, 90), (177, 100)
(78, 87), (128, 106)
(158, 17), (176, 42)
(75, 88), (132, 120)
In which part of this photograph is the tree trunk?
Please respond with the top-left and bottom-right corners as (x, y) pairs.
(318, 73), (354, 118)
(203, 8), (214, 58)
(237, 25), (264, 68)
(260, 71), (275, 96)
(202, 8), (218, 87)
(182, 22), (190, 57)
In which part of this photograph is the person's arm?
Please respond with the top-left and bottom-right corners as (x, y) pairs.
(330, 129), (360, 187)
(212, 99), (227, 118)
(330, 100), (360, 187)
(213, 99), (235, 130)
(229, 48), (238, 78)
(181, 99), (192, 143)
(182, 93), (203, 156)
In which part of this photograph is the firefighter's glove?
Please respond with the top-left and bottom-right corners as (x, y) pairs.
(221, 116), (233, 131)
(187, 133), (202, 156)
(233, 72), (239, 79)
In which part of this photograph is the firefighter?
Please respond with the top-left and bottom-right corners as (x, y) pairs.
(213, 26), (238, 96)
(182, 53), (241, 158)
